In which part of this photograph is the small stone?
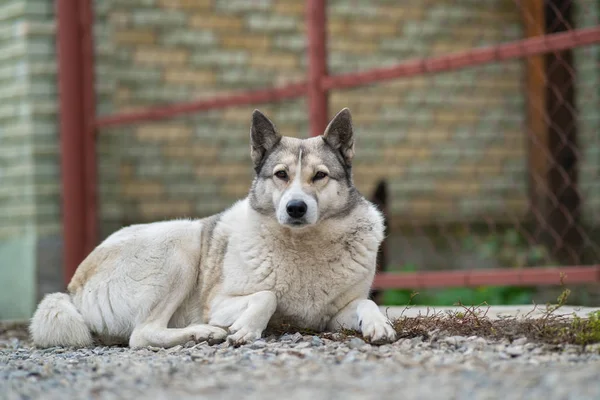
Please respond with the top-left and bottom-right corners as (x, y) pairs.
(167, 345), (182, 353)
(294, 342), (311, 349)
(249, 340), (267, 349)
(585, 343), (600, 353)
(290, 332), (303, 343)
(147, 346), (161, 352)
(378, 345), (392, 354)
(442, 336), (467, 346)
(184, 341), (195, 348)
(506, 346), (524, 357)
(311, 337), (323, 347)
(512, 337), (528, 346)
(280, 334), (294, 342)
(348, 338), (366, 349)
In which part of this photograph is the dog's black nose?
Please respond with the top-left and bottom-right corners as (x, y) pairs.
(286, 200), (307, 218)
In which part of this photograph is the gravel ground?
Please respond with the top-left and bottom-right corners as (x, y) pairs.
(2, 321), (600, 400)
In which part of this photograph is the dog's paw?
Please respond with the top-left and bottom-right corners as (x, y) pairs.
(187, 325), (228, 343)
(360, 317), (396, 344)
(226, 326), (262, 346)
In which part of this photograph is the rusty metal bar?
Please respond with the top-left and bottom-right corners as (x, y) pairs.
(56, 0), (86, 285)
(306, 0), (328, 137)
(95, 83), (307, 128)
(93, 27), (600, 130)
(372, 266), (600, 289)
(322, 26), (600, 91)
(80, 0), (98, 257)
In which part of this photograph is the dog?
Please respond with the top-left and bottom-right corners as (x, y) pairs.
(30, 108), (397, 348)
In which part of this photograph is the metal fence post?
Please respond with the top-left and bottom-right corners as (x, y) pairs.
(56, 0), (86, 285)
(306, 0), (328, 137)
(56, 0), (97, 285)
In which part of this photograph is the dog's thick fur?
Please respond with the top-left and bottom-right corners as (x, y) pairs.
(30, 108), (396, 348)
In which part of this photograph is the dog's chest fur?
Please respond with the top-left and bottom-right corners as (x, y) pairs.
(213, 199), (383, 330)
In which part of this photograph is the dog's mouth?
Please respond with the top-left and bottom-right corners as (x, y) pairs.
(284, 218), (310, 228)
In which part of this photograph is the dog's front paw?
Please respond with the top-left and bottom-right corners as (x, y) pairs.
(360, 317), (396, 344)
(187, 325), (228, 343)
(226, 326), (262, 346)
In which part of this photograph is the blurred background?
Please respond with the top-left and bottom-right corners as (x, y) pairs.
(1, 0), (599, 320)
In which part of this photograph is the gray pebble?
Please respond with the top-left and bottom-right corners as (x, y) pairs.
(348, 338), (366, 349)
(2, 326), (599, 400)
(249, 340), (267, 349)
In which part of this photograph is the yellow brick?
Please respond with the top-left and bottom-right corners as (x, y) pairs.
(196, 164), (249, 178)
(119, 164), (134, 180)
(383, 146), (431, 160)
(136, 124), (192, 141)
(329, 39), (377, 54)
(456, 164), (503, 176)
(348, 112), (382, 124)
(387, 76), (428, 90)
(273, 1), (305, 15)
(108, 12), (130, 27)
(435, 181), (480, 196)
(328, 19), (348, 35)
(139, 201), (192, 219)
(431, 42), (472, 56)
(354, 165), (404, 182)
(158, 0), (211, 9)
(221, 35), (271, 51)
(222, 108), (256, 123)
(250, 52), (298, 69)
(221, 183), (250, 197)
(274, 71), (305, 86)
(134, 48), (188, 65)
(122, 182), (164, 197)
(114, 30), (156, 45)
(164, 69), (215, 86)
(434, 111), (478, 125)
(378, 6), (425, 20)
(403, 128), (452, 143)
(114, 87), (131, 104)
(190, 15), (243, 31)
(349, 22), (396, 37)
(485, 146), (525, 159)
(163, 145), (219, 159)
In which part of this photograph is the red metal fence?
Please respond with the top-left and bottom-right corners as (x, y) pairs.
(57, 0), (600, 289)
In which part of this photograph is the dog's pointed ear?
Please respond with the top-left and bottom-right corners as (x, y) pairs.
(322, 108), (355, 166)
(250, 109), (281, 168)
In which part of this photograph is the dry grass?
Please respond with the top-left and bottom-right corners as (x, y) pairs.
(2, 290), (599, 348)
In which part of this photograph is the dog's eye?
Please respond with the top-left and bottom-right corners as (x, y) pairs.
(313, 171), (328, 181)
(274, 170), (288, 180)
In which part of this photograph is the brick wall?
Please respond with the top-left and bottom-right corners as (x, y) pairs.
(327, 1), (527, 222)
(0, 0), (61, 319)
(93, 0), (532, 238)
(94, 0), (309, 237)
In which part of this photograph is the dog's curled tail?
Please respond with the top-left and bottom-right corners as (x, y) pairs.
(29, 293), (93, 348)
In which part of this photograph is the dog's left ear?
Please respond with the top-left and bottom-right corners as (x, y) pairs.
(322, 108), (355, 166)
(250, 109), (281, 168)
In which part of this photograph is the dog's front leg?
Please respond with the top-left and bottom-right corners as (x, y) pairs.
(328, 299), (396, 344)
(209, 291), (277, 346)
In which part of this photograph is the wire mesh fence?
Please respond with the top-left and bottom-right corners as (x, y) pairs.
(83, 0), (600, 295)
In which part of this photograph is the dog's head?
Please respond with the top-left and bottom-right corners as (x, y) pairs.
(248, 108), (360, 229)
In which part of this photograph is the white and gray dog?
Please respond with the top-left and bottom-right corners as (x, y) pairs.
(30, 108), (397, 348)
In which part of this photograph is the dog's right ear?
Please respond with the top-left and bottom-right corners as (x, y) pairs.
(250, 110), (281, 168)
